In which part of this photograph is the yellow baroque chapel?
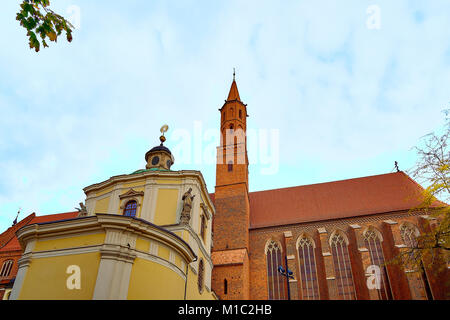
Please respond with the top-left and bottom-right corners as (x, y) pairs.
(10, 132), (217, 300)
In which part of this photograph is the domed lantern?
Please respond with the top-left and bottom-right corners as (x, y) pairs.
(144, 124), (175, 170)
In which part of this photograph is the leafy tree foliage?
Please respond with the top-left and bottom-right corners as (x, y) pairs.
(16, 0), (73, 52)
(392, 109), (449, 280)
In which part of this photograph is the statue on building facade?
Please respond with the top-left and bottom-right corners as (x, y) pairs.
(180, 188), (195, 224)
(75, 202), (88, 217)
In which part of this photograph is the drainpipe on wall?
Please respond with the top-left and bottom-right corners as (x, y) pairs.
(184, 257), (197, 300)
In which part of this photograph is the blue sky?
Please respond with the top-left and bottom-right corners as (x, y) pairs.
(1, 0), (449, 231)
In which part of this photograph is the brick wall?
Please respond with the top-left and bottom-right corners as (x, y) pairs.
(247, 211), (448, 300)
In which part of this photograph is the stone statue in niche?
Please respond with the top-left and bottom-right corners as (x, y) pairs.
(75, 202), (88, 217)
(180, 188), (195, 224)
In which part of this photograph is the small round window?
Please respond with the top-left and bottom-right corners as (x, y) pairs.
(152, 156), (160, 165)
(166, 159), (172, 168)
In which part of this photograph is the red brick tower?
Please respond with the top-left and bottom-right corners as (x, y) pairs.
(211, 73), (251, 299)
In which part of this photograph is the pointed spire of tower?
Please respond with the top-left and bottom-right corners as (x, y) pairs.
(227, 69), (241, 102)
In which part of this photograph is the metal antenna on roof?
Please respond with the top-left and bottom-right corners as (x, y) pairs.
(233, 68), (236, 81)
(394, 161), (400, 172)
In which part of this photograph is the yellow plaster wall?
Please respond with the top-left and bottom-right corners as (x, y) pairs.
(95, 186), (114, 197)
(122, 181), (145, 189)
(94, 197), (110, 213)
(18, 252), (101, 300)
(185, 267), (216, 300)
(153, 188), (179, 225)
(155, 179), (181, 185)
(34, 233), (105, 252)
(135, 238), (150, 252)
(127, 258), (185, 300)
(158, 244), (170, 260)
(185, 250), (215, 300)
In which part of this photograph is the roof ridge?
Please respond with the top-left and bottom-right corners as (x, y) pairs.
(248, 171), (405, 194)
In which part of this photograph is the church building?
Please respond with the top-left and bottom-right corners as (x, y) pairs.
(1, 76), (448, 300)
(8, 133), (217, 300)
(210, 76), (448, 300)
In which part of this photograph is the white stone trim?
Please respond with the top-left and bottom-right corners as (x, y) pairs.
(317, 227), (327, 234)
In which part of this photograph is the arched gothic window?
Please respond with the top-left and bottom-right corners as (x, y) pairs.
(0, 260), (14, 277)
(266, 240), (286, 300)
(400, 223), (433, 300)
(330, 231), (355, 300)
(297, 236), (319, 299)
(123, 200), (137, 217)
(400, 223), (419, 249)
(364, 228), (392, 300)
(198, 259), (205, 294)
(200, 214), (207, 242)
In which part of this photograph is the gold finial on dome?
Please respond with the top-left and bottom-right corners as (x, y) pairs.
(160, 124), (169, 145)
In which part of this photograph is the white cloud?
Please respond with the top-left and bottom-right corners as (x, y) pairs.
(0, 0), (449, 230)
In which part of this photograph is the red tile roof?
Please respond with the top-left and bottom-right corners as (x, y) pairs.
(0, 213), (35, 252)
(0, 211), (78, 252)
(210, 172), (446, 229)
(226, 80), (241, 102)
(30, 211), (78, 224)
(249, 172), (446, 228)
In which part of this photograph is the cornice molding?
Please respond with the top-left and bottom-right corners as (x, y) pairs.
(83, 170), (215, 215)
(16, 214), (197, 264)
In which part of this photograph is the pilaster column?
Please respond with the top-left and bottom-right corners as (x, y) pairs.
(317, 227), (337, 299)
(349, 224), (372, 300)
(417, 215), (446, 299)
(92, 229), (137, 300)
(9, 254), (32, 300)
(381, 220), (412, 299)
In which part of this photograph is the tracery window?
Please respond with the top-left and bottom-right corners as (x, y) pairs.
(0, 260), (13, 278)
(330, 231), (356, 300)
(400, 223), (433, 300)
(297, 236), (319, 299)
(364, 228), (393, 300)
(123, 200), (137, 217)
(266, 240), (286, 300)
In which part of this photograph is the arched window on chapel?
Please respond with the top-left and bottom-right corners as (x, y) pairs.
(363, 228), (393, 300)
(265, 240), (286, 300)
(297, 235), (320, 299)
(123, 200), (137, 217)
(0, 260), (14, 278)
(400, 223), (433, 300)
(330, 231), (356, 300)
